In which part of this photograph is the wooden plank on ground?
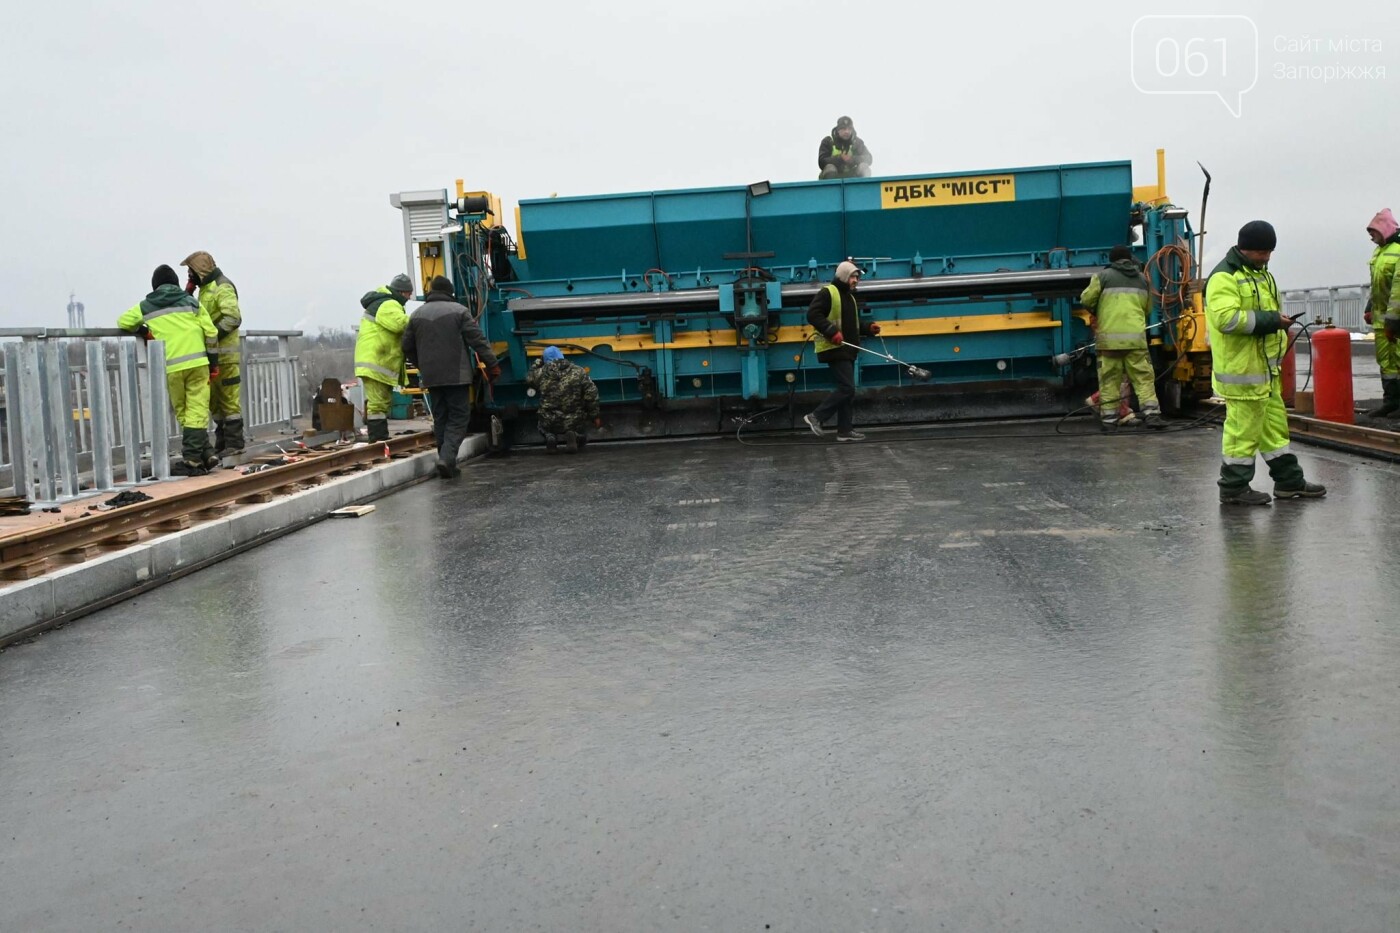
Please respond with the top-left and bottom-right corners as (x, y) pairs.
(54, 546), (102, 564)
(98, 532), (142, 549)
(149, 516), (191, 533)
(328, 505), (375, 518)
(2, 558), (50, 580)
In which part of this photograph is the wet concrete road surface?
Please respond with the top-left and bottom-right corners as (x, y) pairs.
(4, 420), (1399, 931)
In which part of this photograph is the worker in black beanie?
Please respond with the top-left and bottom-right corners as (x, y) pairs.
(151, 264), (181, 289)
(1204, 220), (1325, 504)
(117, 265), (219, 471)
(1237, 220), (1277, 251)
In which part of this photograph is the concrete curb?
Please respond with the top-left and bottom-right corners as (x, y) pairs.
(0, 435), (487, 646)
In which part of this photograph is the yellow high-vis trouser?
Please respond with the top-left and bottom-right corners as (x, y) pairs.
(169, 367), (211, 430)
(1096, 348), (1158, 420)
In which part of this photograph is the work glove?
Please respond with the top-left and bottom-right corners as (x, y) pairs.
(138, 325), (153, 342)
(1364, 310), (1373, 326)
(593, 417), (603, 428)
(487, 363), (502, 383)
(1386, 320), (1400, 340)
(185, 271), (198, 295)
(830, 330), (843, 345)
(207, 352), (219, 369)
(867, 323), (881, 336)
(209, 366), (220, 382)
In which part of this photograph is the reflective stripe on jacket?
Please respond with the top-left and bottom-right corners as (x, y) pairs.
(355, 286), (409, 386)
(118, 285), (218, 374)
(1370, 240), (1400, 323)
(1079, 259), (1150, 350)
(1205, 247), (1286, 401)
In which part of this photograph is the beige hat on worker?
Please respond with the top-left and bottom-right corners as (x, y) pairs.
(181, 251), (217, 276)
(835, 260), (861, 283)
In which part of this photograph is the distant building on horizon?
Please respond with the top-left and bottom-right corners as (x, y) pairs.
(66, 293), (85, 329)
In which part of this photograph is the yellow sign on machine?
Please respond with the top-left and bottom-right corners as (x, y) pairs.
(880, 174), (1017, 209)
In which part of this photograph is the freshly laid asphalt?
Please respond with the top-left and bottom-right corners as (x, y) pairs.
(3, 418), (1398, 931)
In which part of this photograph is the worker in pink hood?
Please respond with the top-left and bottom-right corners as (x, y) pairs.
(1365, 208), (1400, 416)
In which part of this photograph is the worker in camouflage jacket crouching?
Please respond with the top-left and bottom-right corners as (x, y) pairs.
(526, 346), (601, 453)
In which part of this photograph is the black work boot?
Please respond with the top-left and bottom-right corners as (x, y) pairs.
(1099, 417), (1119, 434)
(1218, 463), (1262, 504)
(223, 417), (246, 453)
(1273, 481), (1327, 499)
(180, 427), (202, 465)
(181, 427), (219, 469)
(543, 433), (558, 453)
(1367, 380), (1400, 417)
(1140, 411), (1167, 430)
(1220, 487), (1272, 506)
(365, 418), (390, 444)
(213, 422), (226, 455)
(564, 430), (579, 453)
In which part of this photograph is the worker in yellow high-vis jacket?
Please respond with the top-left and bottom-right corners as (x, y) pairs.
(1078, 244), (1165, 431)
(181, 250), (244, 455)
(1205, 221), (1325, 506)
(355, 273), (412, 443)
(1364, 208), (1400, 417)
(118, 265), (219, 471)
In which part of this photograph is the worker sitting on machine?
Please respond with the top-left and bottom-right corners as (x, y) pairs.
(527, 346), (601, 453)
(1078, 245), (1165, 431)
(818, 116), (872, 179)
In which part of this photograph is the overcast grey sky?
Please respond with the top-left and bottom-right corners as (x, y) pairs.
(1, 0), (1396, 331)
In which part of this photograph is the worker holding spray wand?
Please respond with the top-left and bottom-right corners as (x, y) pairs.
(803, 261), (882, 442)
(1078, 245), (1166, 432)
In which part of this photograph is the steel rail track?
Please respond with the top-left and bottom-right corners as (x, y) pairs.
(0, 432), (436, 572)
(1287, 415), (1400, 461)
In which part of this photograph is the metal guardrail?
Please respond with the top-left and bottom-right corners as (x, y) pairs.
(243, 331), (304, 435)
(1, 329), (303, 504)
(1282, 285), (1370, 333)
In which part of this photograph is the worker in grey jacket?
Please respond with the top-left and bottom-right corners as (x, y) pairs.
(401, 276), (500, 478)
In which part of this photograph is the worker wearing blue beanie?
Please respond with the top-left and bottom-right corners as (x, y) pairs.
(527, 346), (601, 452)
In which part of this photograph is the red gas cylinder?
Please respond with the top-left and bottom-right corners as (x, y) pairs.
(1310, 325), (1354, 424)
(1279, 325), (1298, 407)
